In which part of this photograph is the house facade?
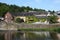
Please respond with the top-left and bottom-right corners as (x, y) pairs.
(4, 12), (33, 23)
(4, 12), (13, 23)
(4, 11), (52, 24)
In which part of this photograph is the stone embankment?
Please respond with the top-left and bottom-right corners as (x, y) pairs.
(0, 21), (60, 30)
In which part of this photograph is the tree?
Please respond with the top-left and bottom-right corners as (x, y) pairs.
(33, 8), (38, 11)
(48, 15), (58, 24)
(48, 10), (55, 14)
(0, 3), (9, 16)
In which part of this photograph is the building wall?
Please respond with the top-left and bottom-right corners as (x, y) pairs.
(4, 12), (13, 23)
(57, 18), (60, 22)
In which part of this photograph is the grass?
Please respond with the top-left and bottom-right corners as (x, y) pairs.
(17, 27), (60, 33)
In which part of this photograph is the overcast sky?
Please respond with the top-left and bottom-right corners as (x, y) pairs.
(0, 0), (60, 11)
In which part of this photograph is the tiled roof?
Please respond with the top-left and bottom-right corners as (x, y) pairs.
(7, 11), (48, 16)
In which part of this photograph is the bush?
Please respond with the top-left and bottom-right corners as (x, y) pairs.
(39, 18), (46, 22)
(48, 15), (58, 24)
(26, 16), (39, 23)
(15, 18), (24, 23)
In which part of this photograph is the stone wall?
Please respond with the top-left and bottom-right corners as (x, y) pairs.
(0, 22), (60, 30)
(17, 23), (60, 29)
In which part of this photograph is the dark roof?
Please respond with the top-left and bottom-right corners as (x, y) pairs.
(8, 11), (48, 16)
(9, 12), (34, 16)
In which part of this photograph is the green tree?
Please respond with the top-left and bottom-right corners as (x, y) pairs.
(48, 15), (58, 24)
(48, 10), (55, 14)
(0, 3), (9, 16)
(27, 16), (39, 23)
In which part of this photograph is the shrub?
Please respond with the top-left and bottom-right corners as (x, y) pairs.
(15, 18), (24, 23)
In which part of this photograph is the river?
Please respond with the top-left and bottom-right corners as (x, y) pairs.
(0, 30), (59, 40)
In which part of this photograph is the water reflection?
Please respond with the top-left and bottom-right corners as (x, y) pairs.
(0, 31), (59, 40)
(12, 31), (54, 40)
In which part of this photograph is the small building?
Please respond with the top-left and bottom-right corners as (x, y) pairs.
(4, 12), (13, 23)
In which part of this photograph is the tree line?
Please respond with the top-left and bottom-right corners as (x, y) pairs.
(0, 2), (55, 17)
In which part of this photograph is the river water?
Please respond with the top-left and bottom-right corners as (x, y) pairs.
(0, 31), (58, 40)
(12, 31), (55, 40)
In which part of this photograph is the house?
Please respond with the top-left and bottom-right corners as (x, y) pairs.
(4, 12), (13, 23)
(4, 11), (51, 24)
(4, 12), (34, 23)
(32, 11), (50, 24)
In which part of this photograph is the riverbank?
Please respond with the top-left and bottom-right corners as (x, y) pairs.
(17, 27), (60, 33)
(0, 21), (60, 31)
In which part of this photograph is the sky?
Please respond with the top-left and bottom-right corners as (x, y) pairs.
(0, 0), (60, 11)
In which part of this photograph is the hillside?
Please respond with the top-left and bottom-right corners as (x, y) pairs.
(0, 2), (55, 17)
